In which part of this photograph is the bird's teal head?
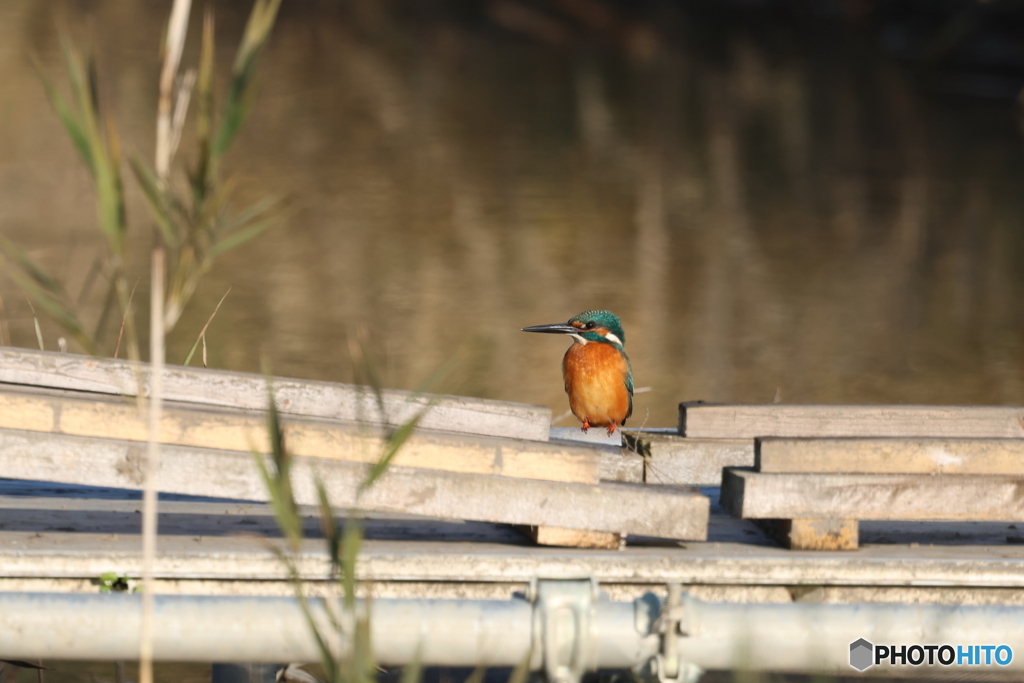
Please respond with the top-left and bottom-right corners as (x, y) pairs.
(521, 309), (626, 348)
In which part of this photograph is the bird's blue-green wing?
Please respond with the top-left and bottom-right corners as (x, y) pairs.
(624, 352), (634, 421)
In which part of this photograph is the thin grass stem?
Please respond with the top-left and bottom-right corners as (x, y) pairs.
(183, 284), (232, 366)
(0, 294), (9, 346)
(113, 278), (140, 360)
(139, 248), (165, 683)
(26, 299), (44, 351)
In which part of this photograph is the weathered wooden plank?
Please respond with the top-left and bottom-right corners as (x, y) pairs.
(623, 433), (753, 486)
(0, 347), (550, 441)
(755, 519), (859, 551)
(721, 468), (1024, 522)
(0, 387), (598, 483)
(598, 451), (645, 483)
(758, 438), (1024, 475)
(0, 429), (709, 539)
(530, 526), (623, 549)
(680, 402), (1024, 438)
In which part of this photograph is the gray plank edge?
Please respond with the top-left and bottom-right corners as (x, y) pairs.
(0, 428), (708, 539)
(722, 468), (1024, 522)
(0, 347), (550, 441)
(757, 437), (1024, 475)
(6, 531), (1024, 587)
(681, 402), (1024, 438)
(624, 433), (754, 486)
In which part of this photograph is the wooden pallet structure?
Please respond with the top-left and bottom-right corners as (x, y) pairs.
(683, 401), (1024, 550)
(0, 347), (708, 549)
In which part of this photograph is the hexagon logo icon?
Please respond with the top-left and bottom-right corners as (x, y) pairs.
(850, 638), (874, 671)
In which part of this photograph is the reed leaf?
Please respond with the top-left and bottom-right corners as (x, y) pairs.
(207, 213), (278, 258)
(217, 193), (281, 236)
(34, 66), (93, 169)
(398, 649), (423, 683)
(315, 478), (342, 576)
(268, 544), (339, 681)
(213, 0), (282, 157)
(0, 234), (67, 294)
(340, 516), (362, 613)
(192, 8), (215, 203)
(508, 650), (533, 683)
(359, 414), (424, 494)
(255, 386), (303, 550)
(2, 264), (96, 354)
(128, 155), (179, 248)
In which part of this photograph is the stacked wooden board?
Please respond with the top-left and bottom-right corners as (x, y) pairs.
(678, 402), (1024, 550)
(0, 348), (707, 548)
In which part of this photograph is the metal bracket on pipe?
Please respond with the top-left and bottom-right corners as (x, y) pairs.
(652, 584), (701, 683)
(529, 578), (599, 683)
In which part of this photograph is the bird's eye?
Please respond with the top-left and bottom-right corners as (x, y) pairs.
(585, 322), (595, 329)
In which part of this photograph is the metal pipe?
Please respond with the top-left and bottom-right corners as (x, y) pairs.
(0, 591), (653, 668)
(4, 589), (1024, 677)
(0, 593), (532, 665)
(675, 595), (1024, 674)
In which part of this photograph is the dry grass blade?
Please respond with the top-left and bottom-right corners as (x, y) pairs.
(74, 253), (104, 308)
(183, 284), (232, 365)
(157, 0), (193, 180)
(0, 294), (9, 346)
(168, 69), (197, 163)
(113, 279), (140, 360)
(114, 276), (141, 363)
(28, 300), (44, 351)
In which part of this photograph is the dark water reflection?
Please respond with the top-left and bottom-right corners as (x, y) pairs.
(3, 1), (1024, 427)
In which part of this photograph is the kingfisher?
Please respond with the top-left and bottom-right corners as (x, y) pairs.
(522, 310), (633, 435)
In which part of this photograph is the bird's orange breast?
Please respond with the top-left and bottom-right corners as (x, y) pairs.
(562, 342), (631, 427)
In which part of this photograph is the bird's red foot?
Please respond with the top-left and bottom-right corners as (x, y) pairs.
(606, 423), (617, 436)
(581, 420), (591, 433)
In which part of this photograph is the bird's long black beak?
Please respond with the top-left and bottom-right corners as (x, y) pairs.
(521, 322), (577, 335)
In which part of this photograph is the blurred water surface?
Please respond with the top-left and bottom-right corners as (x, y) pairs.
(2, 1), (1024, 426)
